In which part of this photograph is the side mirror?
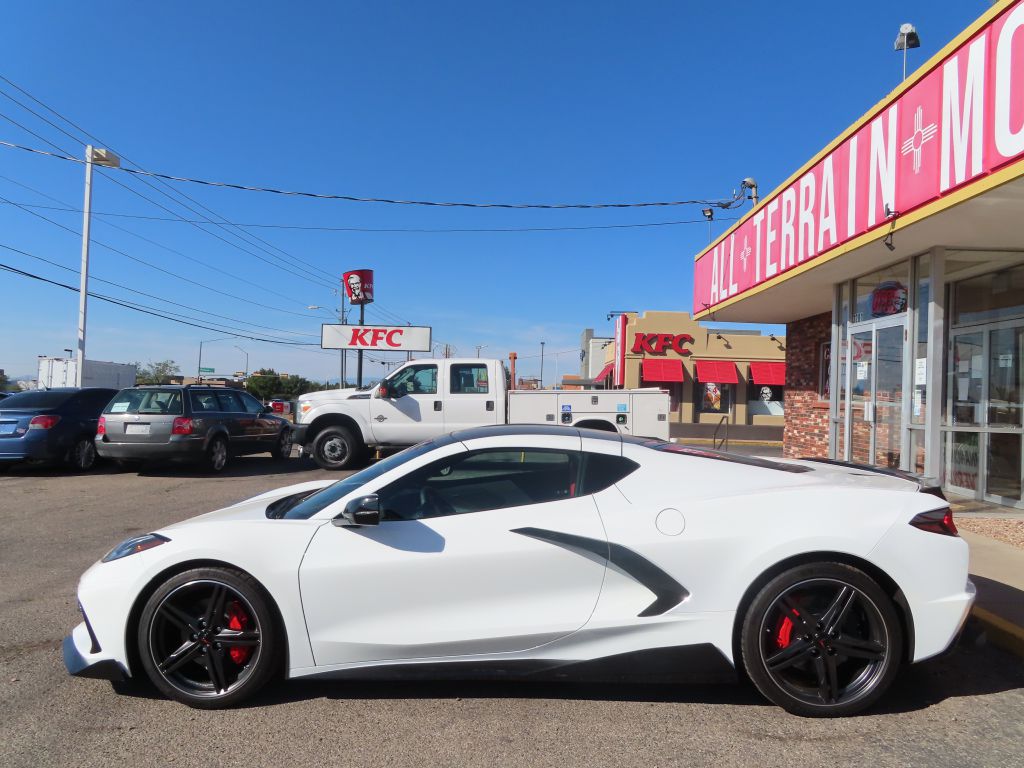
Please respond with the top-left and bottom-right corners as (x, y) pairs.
(377, 384), (390, 399)
(260, 405), (273, 414)
(332, 494), (381, 527)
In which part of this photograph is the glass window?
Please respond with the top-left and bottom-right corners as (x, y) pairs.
(578, 453), (639, 495)
(988, 433), (1022, 500)
(450, 364), (489, 394)
(104, 388), (183, 415)
(748, 384), (785, 416)
(954, 264), (1024, 326)
(0, 390), (75, 409)
(695, 381), (732, 414)
(191, 391), (221, 413)
(853, 262), (908, 323)
(950, 333), (983, 425)
(912, 255), (930, 425)
(378, 448), (579, 521)
(239, 391), (265, 414)
(389, 364), (437, 396)
(987, 327), (1024, 426)
(215, 390), (244, 413)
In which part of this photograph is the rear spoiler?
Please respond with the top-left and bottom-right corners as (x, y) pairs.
(798, 457), (946, 501)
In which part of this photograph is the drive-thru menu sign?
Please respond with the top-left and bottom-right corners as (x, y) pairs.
(321, 324), (432, 351)
(694, 0), (1024, 314)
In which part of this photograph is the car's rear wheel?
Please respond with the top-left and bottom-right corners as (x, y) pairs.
(270, 429), (292, 460)
(740, 562), (902, 717)
(136, 567), (279, 708)
(312, 425), (364, 470)
(206, 436), (229, 473)
(69, 436), (97, 471)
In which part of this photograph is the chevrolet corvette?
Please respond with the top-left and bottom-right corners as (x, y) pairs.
(64, 425), (974, 716)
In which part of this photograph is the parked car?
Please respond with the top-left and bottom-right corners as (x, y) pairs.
(65, 425), (972, 715)
(267, 396), (292, 416)
(0, 387), (117, 470)
(95, 385), (292, 472)
(0, 391), (10, 401)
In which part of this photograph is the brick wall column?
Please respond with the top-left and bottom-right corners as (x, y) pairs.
(783, 312), (832, 458)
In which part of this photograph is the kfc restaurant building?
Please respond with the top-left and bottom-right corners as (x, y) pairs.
(595, 311), (787, 440)
(693, 0), (1024, 506)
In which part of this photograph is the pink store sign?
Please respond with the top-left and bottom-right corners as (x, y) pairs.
(694, 1), (1024, 313)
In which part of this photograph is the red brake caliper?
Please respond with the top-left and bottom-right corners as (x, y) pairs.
(226, 600), (252, 665)
(776, 616), (794, 649)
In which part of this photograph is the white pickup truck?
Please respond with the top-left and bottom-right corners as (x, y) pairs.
(292, 357), (670, 469)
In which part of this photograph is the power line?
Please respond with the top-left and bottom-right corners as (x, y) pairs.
(0, 138), (749, 211)
(0, 199), (739, 233)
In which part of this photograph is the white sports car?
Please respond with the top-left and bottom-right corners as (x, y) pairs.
(64, 425), (975, 717)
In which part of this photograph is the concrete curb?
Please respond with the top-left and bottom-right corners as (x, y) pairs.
(971, 605), (1024, 659)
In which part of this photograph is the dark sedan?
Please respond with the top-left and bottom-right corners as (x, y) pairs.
(0, 388), (117, 470)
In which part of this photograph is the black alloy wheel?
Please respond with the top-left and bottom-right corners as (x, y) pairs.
(137, 568), (279, 708)
(741, 562), (902, 717)
(69, 436), (97, 471)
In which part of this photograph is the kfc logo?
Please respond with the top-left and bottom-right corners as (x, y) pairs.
(343, 269), (374, 305)
(759, 386), (774, 402)
(631, 333), (694, 356)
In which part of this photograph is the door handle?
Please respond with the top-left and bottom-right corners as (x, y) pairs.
(434, 401), (442, 411)
(486, 401), (494, 411)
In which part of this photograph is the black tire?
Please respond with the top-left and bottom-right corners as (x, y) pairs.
(206, 436), (229, 473)
(740, 562), (902, 717)
(68, 436), (97, 471)
(270, 429), (292, 460)
(311, 425), (364, 470)
(136, 567), (280, 709)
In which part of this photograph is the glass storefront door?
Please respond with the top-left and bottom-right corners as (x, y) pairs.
(845, 319), (905, 469)
(946, 322), (1024, 505)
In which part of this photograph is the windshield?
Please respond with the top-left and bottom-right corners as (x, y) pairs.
(105, 388), (184, 416)
(0, 390), (73, 409)
(279, 435), (458, 519)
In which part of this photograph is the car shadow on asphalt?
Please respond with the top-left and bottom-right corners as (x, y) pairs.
(133, 456), (324, 479)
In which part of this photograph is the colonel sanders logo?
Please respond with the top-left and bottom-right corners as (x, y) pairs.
(703, 382), (722, 412)
(343, 269), (374, 305)
(759, 386), (774, 402)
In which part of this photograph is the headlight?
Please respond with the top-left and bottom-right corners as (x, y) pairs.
(102, 533), (170, 562)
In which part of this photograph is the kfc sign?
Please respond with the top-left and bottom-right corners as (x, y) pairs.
(321, 324), (431, 351)
(631, 332), (694, 356)
(343, 269), (374, 305)
(695, 0), (1024, 314)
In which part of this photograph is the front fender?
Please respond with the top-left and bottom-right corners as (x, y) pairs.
(301, 403), (372, 444)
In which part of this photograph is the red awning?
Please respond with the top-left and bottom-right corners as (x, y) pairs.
(749, 361), (787, 386)
(641, 358), (684, 382)
(594, 362), (614, 381)
(693, 359), (738, 384)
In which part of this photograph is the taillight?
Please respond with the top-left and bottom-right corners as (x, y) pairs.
(171, 417), (193, 435)
(96, 416), (106, 435)
(909, 508), (958, 536)
(28, 414), (61, 430)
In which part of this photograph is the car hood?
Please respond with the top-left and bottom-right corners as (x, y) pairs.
(301, 388), (370, 403)
(159, 479), (336, 529)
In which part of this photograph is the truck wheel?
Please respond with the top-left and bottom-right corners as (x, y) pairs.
(312, 426), (364, 470)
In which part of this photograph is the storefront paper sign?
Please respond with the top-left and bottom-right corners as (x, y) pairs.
(857, 362), (869, 380)
(915, 358), (927, 385)
(695, 0), (1024, 313)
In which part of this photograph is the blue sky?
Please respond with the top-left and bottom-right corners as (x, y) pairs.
(0, 1), (985, 385)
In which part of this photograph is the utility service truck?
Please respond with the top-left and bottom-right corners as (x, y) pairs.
(292, 357), (670, 469)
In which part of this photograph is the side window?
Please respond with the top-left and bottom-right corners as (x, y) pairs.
(191, 391), (220, 413)
(578, 453), (640, 495)
(378, 448), (579, 521)
(238, 392), (264, 414)
(215, 390), (244, 413)
(450, 364), (489, 394)
(390, 364), (438, 396)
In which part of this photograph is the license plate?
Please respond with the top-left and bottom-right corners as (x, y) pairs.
(0, 422), (15, 435)
(125, 423), (151, 435)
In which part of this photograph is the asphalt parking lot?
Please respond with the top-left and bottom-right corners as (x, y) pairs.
(1, 456), (1023, 768)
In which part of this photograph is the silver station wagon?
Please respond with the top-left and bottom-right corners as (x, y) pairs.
(95, 385), (293, 472)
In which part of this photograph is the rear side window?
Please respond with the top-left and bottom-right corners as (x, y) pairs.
(0, 390), (73, 409)
(105, 389), (183, 416)
(450, 364), (489, 394)
(191, 391), (221, 413)
(579, 453), (640, 495)
(216, 391), (244, 412)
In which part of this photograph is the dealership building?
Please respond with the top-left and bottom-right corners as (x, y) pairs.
(580, 311), (786, 440)
(693, 0), (1024, 506)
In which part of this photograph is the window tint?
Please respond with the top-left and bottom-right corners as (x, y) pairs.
(579, 453), (640, 494)
(0, 390), (74, 409)
(389, 364), (437, 396)
(239, 392), (265, 414)
(379, 448), (579, 521)
(450, 363), (489, 394)
(191, 391), (220, 413)
(216, 390), (244, 412)
(105, 389), (183, 415)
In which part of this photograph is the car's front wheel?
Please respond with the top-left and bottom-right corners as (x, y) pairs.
(311, 425), (364, 470)
(740, 562), (902, 717)
(136, 567), (280, 708)
(270, 429), (292, 460)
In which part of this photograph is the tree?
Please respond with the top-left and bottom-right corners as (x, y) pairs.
(133, 359), (180, 385)
(0, 370), (8, 392)
(245, 369), (329, 402)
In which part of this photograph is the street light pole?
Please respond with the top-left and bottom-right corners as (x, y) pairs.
(197, 336), (233, 382)
(540, 341), (545, 388)
(234, 345), (248, 378)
